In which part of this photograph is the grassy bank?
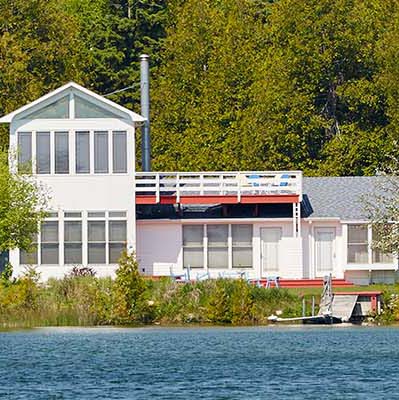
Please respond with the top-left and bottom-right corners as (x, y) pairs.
(1, 253), (398, 328)
(0, 253), (312, 328)
(0, 275), (309, 328)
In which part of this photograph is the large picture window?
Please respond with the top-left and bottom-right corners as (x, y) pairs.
(17, 130), (128, 175)
(183, 225), (204, 268)
(183, 224), (253, 270)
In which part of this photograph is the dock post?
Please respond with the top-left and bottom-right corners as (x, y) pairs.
(302, 298), (306, 317)
(311, 296), (315, 316)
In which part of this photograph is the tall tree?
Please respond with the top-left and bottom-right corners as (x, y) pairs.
(243, 0), (398, 175)
(0, 151), (48, 252)
(151, 0), (269, 171)
(63, 0), (169, 110)
(0, 0), (85, 146)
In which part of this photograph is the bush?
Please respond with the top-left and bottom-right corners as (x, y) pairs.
(111, 251), (147, 324)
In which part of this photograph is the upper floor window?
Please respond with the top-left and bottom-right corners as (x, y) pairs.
(76, 131), (90, 174)
(37, 132), (51, 174)
(17, 132), (32, 173)
(25, 96), (70, 119)
(113, 131), (127, 173)
(55, 132), (69, 174)
(17, 130), (128, 175)
(22, 93), (122, 120)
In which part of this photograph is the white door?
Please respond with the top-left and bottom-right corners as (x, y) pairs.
(261, 228), (282, 277)
(314, 227), (336, 277)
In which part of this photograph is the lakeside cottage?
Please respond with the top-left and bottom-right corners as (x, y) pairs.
(0, 81), (397, 285)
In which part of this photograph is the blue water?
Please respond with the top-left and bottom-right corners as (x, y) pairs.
(0, 326), (398, 399)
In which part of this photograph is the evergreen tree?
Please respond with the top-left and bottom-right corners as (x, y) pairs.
(0, 0), (85, 146)
(244, 0), (398, 175)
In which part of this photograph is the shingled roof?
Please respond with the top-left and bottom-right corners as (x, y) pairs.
(137, 176), (388, 221)
(302, 176), (382, 220)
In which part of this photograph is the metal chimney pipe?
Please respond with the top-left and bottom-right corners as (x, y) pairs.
(140, 54), (151, 171)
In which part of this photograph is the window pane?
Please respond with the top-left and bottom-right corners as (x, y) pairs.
(348, 225), (368, 243)
(208, 248), (228, 268)
(113, 131), (127, 173)
(373, 250), (393, 264)
(109, 211), (126, 218)
(20, 245), (38, 264)
(94, 132), (108, 173)
(183, 248), (204, 268)
(88, 212), (105, 218)
(64, 212), (81, 218)
(64, 222), (82, 242)
(183, 225), (203, 246)
(55, 132), (69, 174)
(47, 212), (58, 218)
(41, 221), (58, 242)
(75, 96), (121, 118)
(76, 131), (90, 173)
(88, 221), (105, 241)
(36, 132), (50, 174)
(18, 132), (32, 173)
(232, 225), (252, 246)
(207, 225), (228, 246)
(348, 245), (368, 263)
(109, 221), (126, 242)
(65, 244), (82, 264)
(41, 244), (59, 264)
(25, 96), (69, 119)
(233, 248), (252, 268)
(88, 243), (106, 263)
(109, 243), (125, 263)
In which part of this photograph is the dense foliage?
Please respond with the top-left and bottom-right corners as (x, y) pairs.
(1, 0), (399, 174)
(0, 258), (305, 327)
(0, 151), (48, 252)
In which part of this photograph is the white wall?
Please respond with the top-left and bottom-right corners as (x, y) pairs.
(9, 116), (137, 279)
(137, 219), (304, 280)
(136, 221), (182, 275)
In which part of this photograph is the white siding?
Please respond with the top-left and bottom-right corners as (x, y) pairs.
(136, 222), (182, 275)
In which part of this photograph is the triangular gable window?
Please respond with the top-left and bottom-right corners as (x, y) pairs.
(25, 96), (69, 119)
(75, 95), (121, 118)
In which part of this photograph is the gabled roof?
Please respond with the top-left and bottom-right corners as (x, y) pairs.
(0, 81), (145, 123)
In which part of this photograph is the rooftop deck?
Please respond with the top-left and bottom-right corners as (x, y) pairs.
(135, 171), (302, 205)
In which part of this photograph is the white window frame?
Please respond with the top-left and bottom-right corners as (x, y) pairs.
(182, 223), (254, 270)
(16, 130), (128, 176)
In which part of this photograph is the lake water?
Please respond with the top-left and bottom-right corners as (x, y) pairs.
(0, 326), (398, 399)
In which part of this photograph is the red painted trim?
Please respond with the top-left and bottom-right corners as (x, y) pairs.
(136, 194), (299, 205)
(334, 291), (382, 296)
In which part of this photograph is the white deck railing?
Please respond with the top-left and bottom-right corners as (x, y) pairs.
(135, 171), (302, 203)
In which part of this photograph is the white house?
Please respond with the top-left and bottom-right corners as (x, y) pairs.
(0, 82), (144, 280)
(0, 82), (397, 285)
